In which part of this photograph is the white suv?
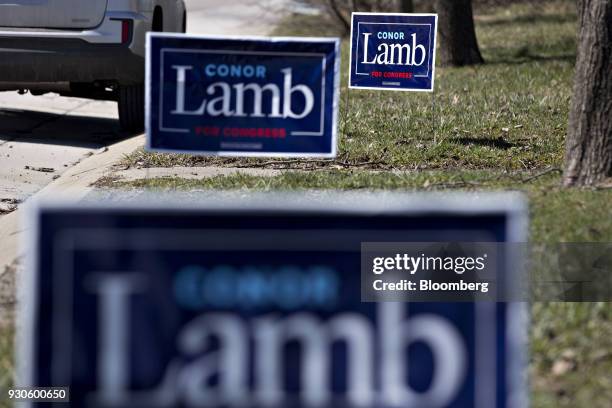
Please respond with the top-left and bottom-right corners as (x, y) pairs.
(0, 0), (186, 131)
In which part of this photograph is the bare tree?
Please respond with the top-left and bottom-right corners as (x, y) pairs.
(327, 0), (351, 33)
(563, 0), (612, 186)
(325, 0), (398, 34)
(399, 0), (414, 12)
(435, 0), (484, 66)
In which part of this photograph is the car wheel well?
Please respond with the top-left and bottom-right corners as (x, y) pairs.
(152, 6), (163, 32)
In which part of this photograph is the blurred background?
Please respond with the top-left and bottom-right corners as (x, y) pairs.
(1, 1), (611, 407)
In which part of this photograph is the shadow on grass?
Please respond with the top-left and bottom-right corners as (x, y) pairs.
(484, 51), (576, 66)
(450, 136), (517, 150)
(478, 12), (577, 27)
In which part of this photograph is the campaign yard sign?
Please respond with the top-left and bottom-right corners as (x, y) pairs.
(349, 13), (437, 92)
(146, 34), (340, 158)
(22, 193), (527, 408)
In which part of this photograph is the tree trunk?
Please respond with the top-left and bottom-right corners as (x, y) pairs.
(563, 0), (612, 186)
(399, 0), (414, 12)
(327, 0), (351, 34)
(435, 0), (484, 66)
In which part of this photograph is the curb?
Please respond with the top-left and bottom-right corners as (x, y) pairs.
(0, 135), (144, 270)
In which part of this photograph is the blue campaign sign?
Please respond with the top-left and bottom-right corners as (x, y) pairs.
(146, 34), (340, 157)
(349, 13), (437, 92)
(22, 193), (527, 408)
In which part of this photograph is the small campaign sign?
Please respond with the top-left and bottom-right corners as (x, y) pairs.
(22, 193), (527, 408)
(146, 34), (340, 157)
(349, 13), (437, 92)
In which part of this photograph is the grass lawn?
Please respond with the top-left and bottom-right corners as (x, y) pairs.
(0, 262), (15, 408)
(123, 1), (575, 171)
(0, 326), (13, 373)
(55, 1), (612, 407)
(0, 325), (13, 408)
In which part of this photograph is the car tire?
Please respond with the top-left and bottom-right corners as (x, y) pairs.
(118, 84), (144, 132)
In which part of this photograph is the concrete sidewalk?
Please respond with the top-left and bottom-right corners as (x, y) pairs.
(0, 0), (296, 270)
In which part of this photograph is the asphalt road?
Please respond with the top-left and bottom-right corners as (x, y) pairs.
(0, 0), (293, 213)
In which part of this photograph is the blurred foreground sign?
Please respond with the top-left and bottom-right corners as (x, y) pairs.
(349, 13), (437, 91)
(24, 194), (527, 408)
(146, 34), (340, 157)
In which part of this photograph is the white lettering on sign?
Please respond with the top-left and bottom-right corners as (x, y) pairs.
(171, 66), (315, 120)
(362, 33), (427, 66)
(85, 273), (147, 407)
(87, 273), (468, 408)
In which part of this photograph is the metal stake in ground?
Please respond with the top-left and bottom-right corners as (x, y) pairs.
(431, 88), (437, 144)
(344, 87), (351, 124)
